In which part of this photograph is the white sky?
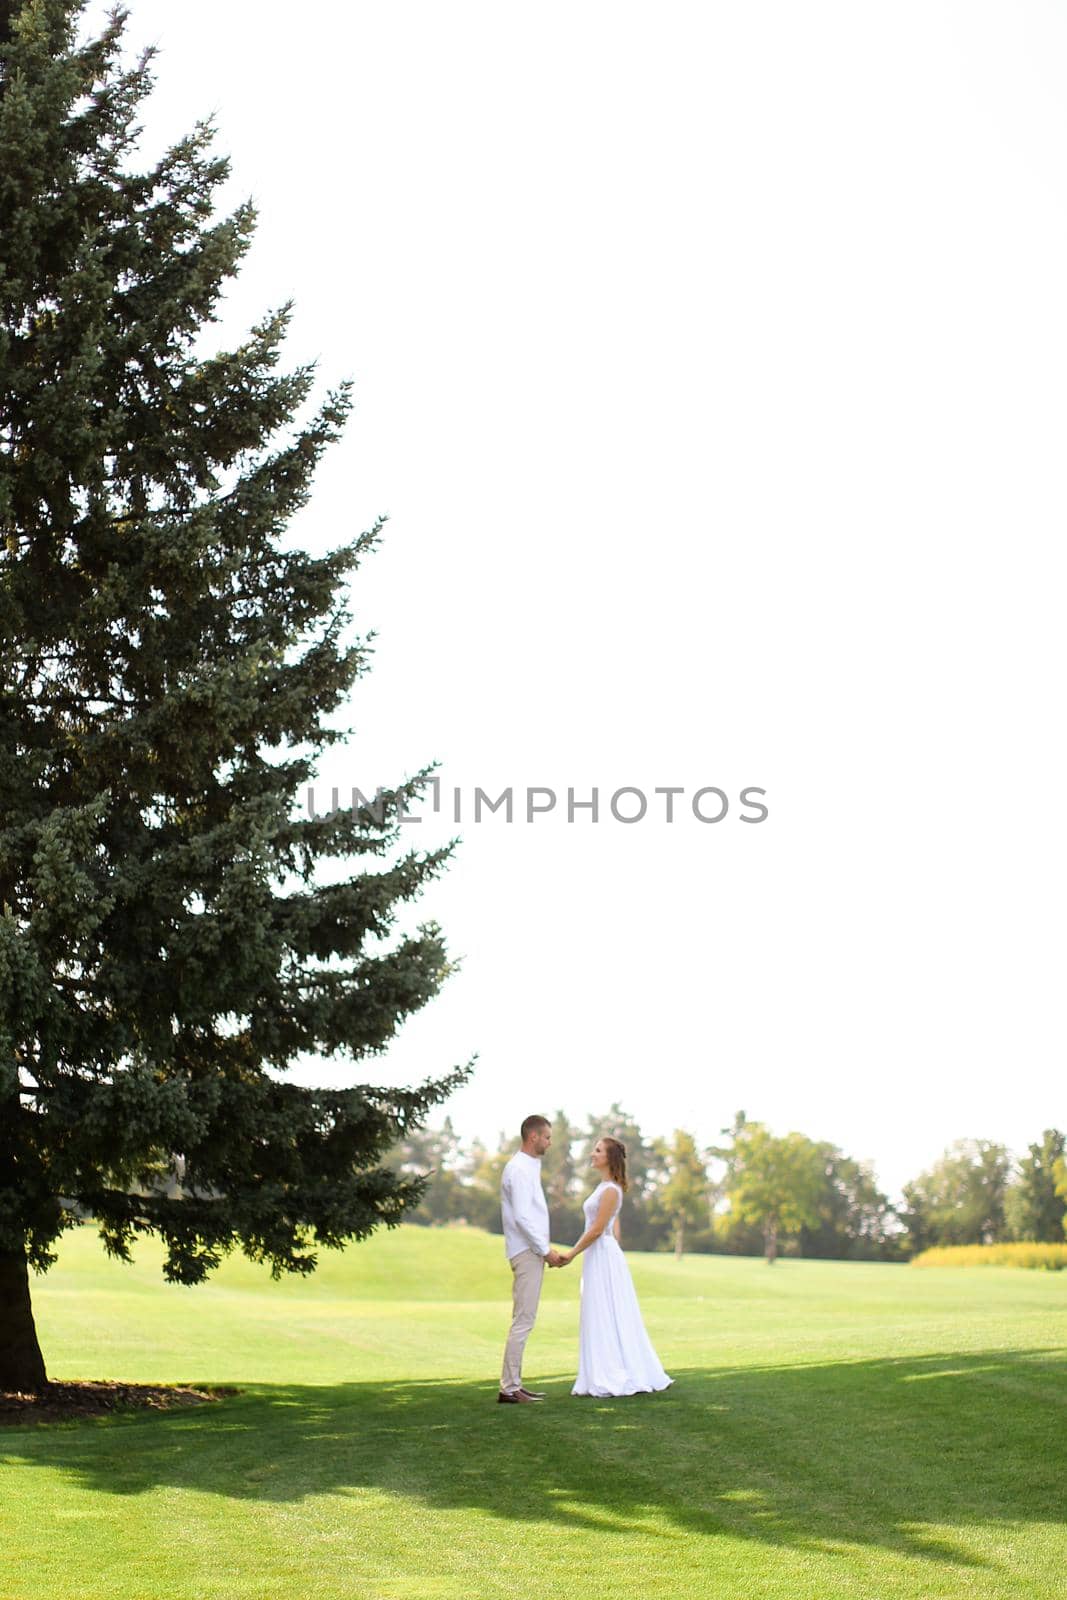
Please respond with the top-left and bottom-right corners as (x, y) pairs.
(83, 1), (1067, 1201)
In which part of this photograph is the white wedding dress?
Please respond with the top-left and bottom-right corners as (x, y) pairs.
(571, 1180), (673, 1398)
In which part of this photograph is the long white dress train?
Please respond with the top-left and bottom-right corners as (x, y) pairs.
(571, 1180), (673, 1398)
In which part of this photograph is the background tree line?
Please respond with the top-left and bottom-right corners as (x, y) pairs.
(388, 1112), (1067, 1262)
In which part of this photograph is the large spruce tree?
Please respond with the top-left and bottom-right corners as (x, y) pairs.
(0, 1), (466, 1391)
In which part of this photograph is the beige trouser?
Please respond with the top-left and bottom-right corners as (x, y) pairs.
(500, 1248), (545, 1393)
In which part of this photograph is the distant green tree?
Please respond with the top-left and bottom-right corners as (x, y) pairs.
(799, 1144), (900, 1261)
(655, 1129), (709, 1259)
(1005, 1130), (1067, 1243)
(459, 1134), (511, 1234)
(541, 1109), (582, 1245)
(711, 1208), (766, 1256)
(726, 1124), (824, 1263)
(1053, 1154), (1067, 1239)
(707, 1110), (762, 1255)
(387, 1118), (466, 1226)
(707, 1109), (748, 1194)
(900, 1141), (1011, 1253)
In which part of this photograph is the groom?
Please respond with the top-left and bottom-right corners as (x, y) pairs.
(497, 1114), (564, 1404)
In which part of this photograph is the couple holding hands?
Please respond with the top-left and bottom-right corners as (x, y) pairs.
(498, 1114), (673, 1403)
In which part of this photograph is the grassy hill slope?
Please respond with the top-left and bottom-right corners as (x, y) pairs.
(4, 1224), (1066, 1600)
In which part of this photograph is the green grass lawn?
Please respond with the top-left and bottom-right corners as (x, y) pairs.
(2, 1224), (1066, 1600)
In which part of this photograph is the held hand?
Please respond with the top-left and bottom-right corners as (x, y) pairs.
(559, 1251), (574, 1267)
(545, 1249), (564, 1268)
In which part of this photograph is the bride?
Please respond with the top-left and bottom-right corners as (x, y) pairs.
(560, 1136), (673, 1398)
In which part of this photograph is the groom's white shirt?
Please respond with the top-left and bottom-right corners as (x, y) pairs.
(500, 1150), (550, 1260)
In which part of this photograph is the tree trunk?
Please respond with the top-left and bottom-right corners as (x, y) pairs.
(674, 1218), (684, 1260)
(0, 1249), (49, 1393)
(764, 1219), (779, 1264)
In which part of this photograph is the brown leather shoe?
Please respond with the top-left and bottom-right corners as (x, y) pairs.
(497, 1389), (537, 1403)
(518, 1387), (546, 1400)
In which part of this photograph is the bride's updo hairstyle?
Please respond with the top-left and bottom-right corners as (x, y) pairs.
(602, 1136), (628, 1191)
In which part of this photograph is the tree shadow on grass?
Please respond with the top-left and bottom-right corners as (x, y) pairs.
(4, 1349), (1066, 1569)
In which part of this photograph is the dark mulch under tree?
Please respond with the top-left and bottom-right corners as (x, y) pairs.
(0, 1381), (239, 1426)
